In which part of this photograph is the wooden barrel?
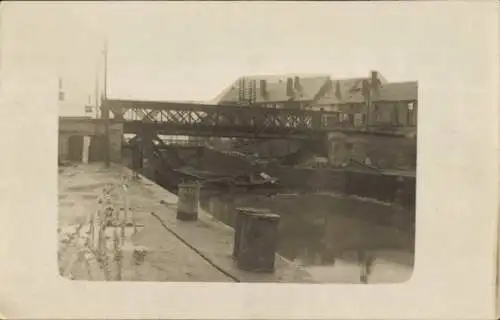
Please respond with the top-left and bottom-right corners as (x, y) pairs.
(176, 182), (200, 221)
(236, 210), (280, 273)
(232, 207), (270, 260)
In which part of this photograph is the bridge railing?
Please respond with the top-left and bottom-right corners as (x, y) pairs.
(105, 99), (414, 138)
(105, 99), (341, 132)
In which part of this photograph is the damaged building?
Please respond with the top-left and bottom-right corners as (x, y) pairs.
(211, 71), (418, 173)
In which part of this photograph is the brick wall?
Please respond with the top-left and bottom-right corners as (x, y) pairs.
(371, 101), (417, 127)
(58, 118), (123, 163)
(346, 134), (416, 170)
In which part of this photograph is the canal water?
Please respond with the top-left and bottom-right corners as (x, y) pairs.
(199, 190), (415, 283)
(124, 147), (416, 283)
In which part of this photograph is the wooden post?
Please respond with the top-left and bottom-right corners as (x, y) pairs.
(96, 208), (104, 255)
(121, 182), (128, 245)
(132, 218), (138, 235)
(236, 210), (280, 273)
(97, 223), (109, 280)
(140, 129), (155, 180)
(113, 227), (122, 280)
(232, 208), (248, 260)
(96, 189), (111, 280)
(89, 214), (95, 249)
(176, 182), (200, 221)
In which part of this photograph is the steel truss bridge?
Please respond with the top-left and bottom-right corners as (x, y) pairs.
(103, 99), (352, 140)
(100, 98), (411, 179)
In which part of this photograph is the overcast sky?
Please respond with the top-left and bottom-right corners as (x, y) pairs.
(0, 1), (489, 102)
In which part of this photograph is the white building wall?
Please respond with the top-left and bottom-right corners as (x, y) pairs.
(0, 3), (105, 118)
(54, 9), (104, 119)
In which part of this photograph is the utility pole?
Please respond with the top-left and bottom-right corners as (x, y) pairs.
(94, 68), (99, 119)
(103, 37), (111, 168)
(103, 37), (108, 101)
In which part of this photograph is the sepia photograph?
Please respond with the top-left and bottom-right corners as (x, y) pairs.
(1, 1), (499, 319)
(55, 2), (417, 284)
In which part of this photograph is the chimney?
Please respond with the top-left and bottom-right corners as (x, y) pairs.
(260, 79), (267, 98)
(335, 81), (342, 100)
(286, 78), (294, 97)
(294, 76), (301, 92)
(370, 70), (380, 91)
(362, 79), (370, 99)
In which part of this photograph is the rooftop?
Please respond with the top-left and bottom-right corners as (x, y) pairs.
(315, 79), (417, 105)
(375, 81), (418, 102)
(214, 74), (330, 104)
(315, 77), (370, 105)
(213, 72), (417, 106)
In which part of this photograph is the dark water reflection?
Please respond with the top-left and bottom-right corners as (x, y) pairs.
(200, 190), (415, 267)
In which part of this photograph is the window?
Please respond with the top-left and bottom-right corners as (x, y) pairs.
(58, 78), (63, 90)
(85, 106), (93, 113)
(354, 113), (365, 127)
(407, 101), (416, 125)
(58, 91), (65, 101)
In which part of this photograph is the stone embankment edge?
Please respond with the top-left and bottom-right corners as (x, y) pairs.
(117, 164), (311, 283)
(150, 212), (239, 282)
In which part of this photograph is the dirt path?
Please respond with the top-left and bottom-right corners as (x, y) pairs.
(58, 163), (233, 282)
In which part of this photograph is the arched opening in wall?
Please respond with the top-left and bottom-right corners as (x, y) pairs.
(88, 135), (106, 162)
(67, 135), (84, 162)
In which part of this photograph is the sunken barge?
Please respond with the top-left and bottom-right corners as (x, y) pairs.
(122, 138), (415, 210)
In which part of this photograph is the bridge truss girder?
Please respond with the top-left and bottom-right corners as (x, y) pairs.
(104, 99), (335, 139)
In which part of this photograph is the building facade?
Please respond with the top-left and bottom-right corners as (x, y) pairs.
(308, 71), (417, 130)
(214, 71), (418, 131)
(212, 71), (418, 171)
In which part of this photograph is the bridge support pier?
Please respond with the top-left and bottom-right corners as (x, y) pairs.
(139, 129), (155, 180)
